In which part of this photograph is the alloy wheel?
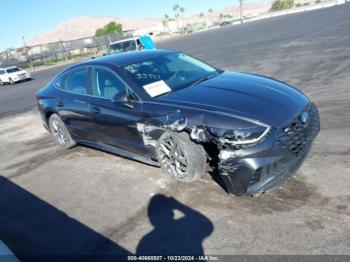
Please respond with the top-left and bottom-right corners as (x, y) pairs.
(50, 119), (68, 146)
(158, 136), (188, 178)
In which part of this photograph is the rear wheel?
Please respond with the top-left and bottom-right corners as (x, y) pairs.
(49, 114), (76, 149)
(156, 131), (207, 182)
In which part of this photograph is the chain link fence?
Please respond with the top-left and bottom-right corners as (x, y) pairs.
(0, 32), (124, 69)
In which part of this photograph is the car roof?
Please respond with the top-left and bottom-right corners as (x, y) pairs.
(82, 49), (177, 67)
(4, 66), (19, 69)
(109, 37), (138, 44)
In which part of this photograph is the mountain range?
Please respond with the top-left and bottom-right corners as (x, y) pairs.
(28, 2), (271, 46)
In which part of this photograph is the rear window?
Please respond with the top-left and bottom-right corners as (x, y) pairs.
(6, 67), (20, 73)
(109, 40), (137, 53)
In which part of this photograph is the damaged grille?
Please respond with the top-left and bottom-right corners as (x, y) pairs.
(276, 103), (320, 157)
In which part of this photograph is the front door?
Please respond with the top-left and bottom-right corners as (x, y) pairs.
(87, 66), (147, 155)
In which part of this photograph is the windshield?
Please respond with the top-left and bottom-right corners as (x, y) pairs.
(123, 53), (221, 97)
(109, 40), (137, 53)
(6, 67), (20, 73)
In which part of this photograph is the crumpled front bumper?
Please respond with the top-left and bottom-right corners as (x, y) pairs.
(218, 103), (320, 196)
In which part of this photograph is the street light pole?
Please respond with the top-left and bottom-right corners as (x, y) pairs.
(22, 36), (27, 49)
(239, 0), (244, 23)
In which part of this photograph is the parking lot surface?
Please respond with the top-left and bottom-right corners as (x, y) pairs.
(0, 3), (350, 258)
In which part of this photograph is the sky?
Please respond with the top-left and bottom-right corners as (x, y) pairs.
(0, 0), (262, 51)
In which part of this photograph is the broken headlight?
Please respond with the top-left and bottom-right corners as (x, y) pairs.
(219, 126), (270, 145)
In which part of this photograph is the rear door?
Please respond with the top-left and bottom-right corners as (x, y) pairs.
(87, 66), (147, 155)
(55, 67), (95, 141)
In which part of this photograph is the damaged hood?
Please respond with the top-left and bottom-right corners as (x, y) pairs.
(156, 72), (308, 128)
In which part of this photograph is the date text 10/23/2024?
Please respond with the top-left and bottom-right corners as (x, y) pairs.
(127, 255), (219, 261)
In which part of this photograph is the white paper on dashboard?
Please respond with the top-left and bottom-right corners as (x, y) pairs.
(143, 80), (171, 97)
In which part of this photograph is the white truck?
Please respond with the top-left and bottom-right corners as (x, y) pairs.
(108, 36), (155, 54)
(0, 66), (31, 86)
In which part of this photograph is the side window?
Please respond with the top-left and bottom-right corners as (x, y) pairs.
(54, 76), (65, 89)
(0, 70), (5, 75)
(92, 68), (126, 99)
(54, 68), (89, 94)
(65, 68), (89, 95)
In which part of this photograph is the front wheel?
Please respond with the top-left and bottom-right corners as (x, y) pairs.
(0, 80), (3, 86)
(49, 114), (76, 149)
(9, 78), (14, 85)
(156, 131), (207, 182)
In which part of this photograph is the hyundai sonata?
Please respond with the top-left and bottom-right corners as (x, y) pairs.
(36, 50), (320, 196)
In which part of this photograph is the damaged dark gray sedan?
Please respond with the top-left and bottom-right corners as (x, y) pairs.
(36, 49), (320, 196)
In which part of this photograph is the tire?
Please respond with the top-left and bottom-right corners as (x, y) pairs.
(48, 114), (76, 149)
(0, 80), (3, 86)
(156, 131), (207, 182)
(9, 78), (14, 85)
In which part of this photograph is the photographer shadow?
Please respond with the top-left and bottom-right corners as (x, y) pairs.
(0, 176), (213, 259)
(0, 176), (131, 261)
(136, 194), (214, 255)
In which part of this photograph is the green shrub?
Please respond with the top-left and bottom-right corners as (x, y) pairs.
(296, 3), (302, 6)
(95, 22), (123, 37)
(303, 2), (310, 5)
(157, 32), (169, 36)
(315, 0), (321, 3)
(270, 0), (295, 11)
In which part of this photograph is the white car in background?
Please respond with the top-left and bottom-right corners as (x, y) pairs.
(0, 66), (31, 86)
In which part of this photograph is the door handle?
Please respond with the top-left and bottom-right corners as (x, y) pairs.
(123, 102), (135, 109)
(56, 101), (64, 107)
(90, 106), (101, 114)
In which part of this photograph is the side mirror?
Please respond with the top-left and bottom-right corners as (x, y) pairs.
(111, 92), (128, 103)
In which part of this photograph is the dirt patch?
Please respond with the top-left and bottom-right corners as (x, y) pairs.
(156, 172), (350, 218)
(5, 148), (69, 179)
(336, 205), (347, 211)
(305, 219), (325, 231)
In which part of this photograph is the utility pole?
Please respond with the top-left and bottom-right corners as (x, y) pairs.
(59, 39), (68, 61)
(22, 35), (30, 71)
(239, 0), (244, 24)
(22, 36), (27, 51)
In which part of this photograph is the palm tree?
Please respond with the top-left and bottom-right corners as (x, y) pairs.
(179, 7), (185, 27)
(239, 0), (244, 23)
(208, 8), (213, 20)
(173, 4), (180, 31)
(162, 19), (168, 33)
(164, 14), (170, 32)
